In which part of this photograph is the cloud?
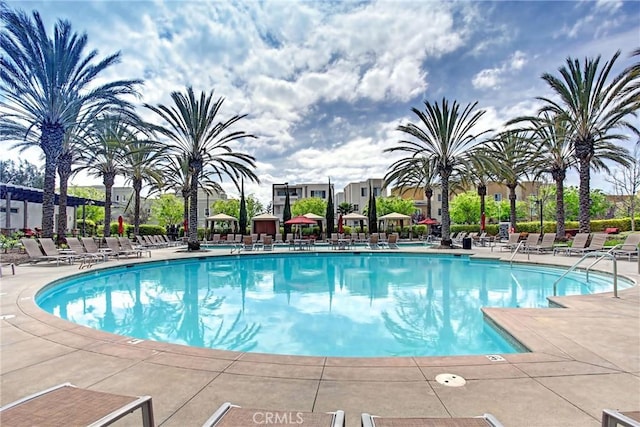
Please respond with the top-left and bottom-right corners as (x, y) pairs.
(472, 51), (529, 90)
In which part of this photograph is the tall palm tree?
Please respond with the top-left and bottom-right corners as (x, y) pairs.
(76, 115), (133, 236)
(384, 156), (438, 219)
(538, 51), (639, 232)
(145, 87), (259, 250)
(457, 148), (497, 231)
(390, 99), (490, 244)
(0, 8), (141, 238)
(120, 135), (165, 236)
(486, 130), (542, 231)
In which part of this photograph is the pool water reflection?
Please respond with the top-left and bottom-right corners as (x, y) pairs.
(36, 253), (626, 357)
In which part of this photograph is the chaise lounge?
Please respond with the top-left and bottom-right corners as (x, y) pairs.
(361, 412), (504, 427)
(0, 382), (154, 426)
(202, 402), (344, 427)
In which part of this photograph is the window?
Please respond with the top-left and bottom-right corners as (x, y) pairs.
(437, 193), (442, 202)
(373, 187), (381, 196)
(353, 204), (359, 211)
(115, 195), (120, 202)
(361, 187), (367, 197)
(494, 193), (502, 202)
(311, 190), (326, 198)
(0, 207), (19, 214)
(438, 208), (442, 216)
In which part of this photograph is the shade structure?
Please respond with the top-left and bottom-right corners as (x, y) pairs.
(418, 217), (438, 225)
(285, 215), (317, 225)
(341, 212), (367, 221)
(206, 213), (238, 222)
(251, 213), (280, 235)
(303, 213), (324, 220)
(378, 212), (412, 221)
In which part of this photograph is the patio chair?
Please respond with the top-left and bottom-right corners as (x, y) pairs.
(104, 237), (140, 258)
(567, 233), (608, 256)
(387, 233), (399, 249)
(211, 234), (221, 244)
(0, 382), (154, 427)
(285, 233), (294, 243)
(81, 237), (112, 260)
(361, 413), (503, 427)
(499, 233), (520, 252)
(601, 409), (640, 427)
(518, 233), (540, 252)
(612, 233), (640, 261)
(65, 237), (104, 267)
(556, 233), (589, 256)
(262, 235), (274, 251)
(39, 238), (83, 263)
(20, 238), (73, 266)
(119, 236), (151, 258)
(274, 233), (283, 243)
(242, 235), (254, 251)
(367, 234), (380, 249)
(526, 233), (556, 253)
(203, 402), (344, 427)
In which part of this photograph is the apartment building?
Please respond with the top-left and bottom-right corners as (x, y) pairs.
(341, 179), (386, 213)
(271, 182), (334, 221)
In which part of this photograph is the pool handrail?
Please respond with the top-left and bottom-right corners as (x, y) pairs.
(553, 250), (618, 298)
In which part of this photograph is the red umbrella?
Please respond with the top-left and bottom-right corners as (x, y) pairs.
(285, 215), (317, 225)
(337, 214), (344, 234)
(418, 218), (438, 225)
(117, 216), (124, 235)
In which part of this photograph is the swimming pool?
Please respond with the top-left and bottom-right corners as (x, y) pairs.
(36, 253), (629, 357)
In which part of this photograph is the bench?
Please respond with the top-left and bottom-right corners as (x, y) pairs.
(605, 227), (620, 234)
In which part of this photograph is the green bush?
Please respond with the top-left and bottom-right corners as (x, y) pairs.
(76, 219), (96, 236)
(138, 224), (166, 236)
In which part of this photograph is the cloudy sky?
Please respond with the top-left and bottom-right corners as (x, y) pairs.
(3, 0), (639, 205)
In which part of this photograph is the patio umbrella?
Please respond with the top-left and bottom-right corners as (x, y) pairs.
(117, 216), (124, 236)
(418, 217), (438, 237)
(338, 214), (344, 234)
(303, 213), (324, 236)
(285, 215), (317, 238)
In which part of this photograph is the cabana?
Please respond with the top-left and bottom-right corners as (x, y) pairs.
(251, 213), (280, 236)
(378, 212), (411, 231)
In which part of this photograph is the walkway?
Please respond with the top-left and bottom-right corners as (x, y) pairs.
(1, 243), (638, 426)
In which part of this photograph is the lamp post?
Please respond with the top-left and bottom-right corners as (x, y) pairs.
(82, 200), (94, 237)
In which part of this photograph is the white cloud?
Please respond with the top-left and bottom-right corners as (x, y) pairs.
(472, 50), (528, 90)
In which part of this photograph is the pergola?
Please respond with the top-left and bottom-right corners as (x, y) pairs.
(1, 183), (105, 233)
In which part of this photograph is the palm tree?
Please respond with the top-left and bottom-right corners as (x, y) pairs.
(486, 130), (542, 231)
(145, 87), (259, 250)
(390, 99), (490, 244)
(460, 150), (498, 232)
(0, 8), (141, 238)
(76, 115), (133, 236)
(384, 156), (438, 219)
(120, 135), (165, 236)
(538, 51), (639, 232)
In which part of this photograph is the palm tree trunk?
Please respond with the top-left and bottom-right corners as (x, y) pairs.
(103, 173), (115, 237)
(188, 167), (200, 250)
(133, 177), (142, 236)
(425, 187), (433, 218)
(578, 154), (592, 233)
(440, 174), (451, 243)
(182, 188), (189, 237)
(478, 184), (486, 231)
(508, 184), (517, 231)
(553, 171), (566, 239)
(56, 151), (72, 243)
(40, 124), (64, 238)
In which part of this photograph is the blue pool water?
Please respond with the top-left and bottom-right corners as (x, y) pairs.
(36, 253), (629, 357)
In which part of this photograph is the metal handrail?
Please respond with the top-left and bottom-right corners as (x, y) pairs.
(509, 241), (529, 266)
(585, 244), (623, 282)
(553, 250), (618, 298)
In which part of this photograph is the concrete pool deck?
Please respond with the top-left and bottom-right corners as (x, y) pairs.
(1, 243), (638, 426)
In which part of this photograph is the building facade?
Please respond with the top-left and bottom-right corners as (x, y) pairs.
(341, 178), (386, 213)
(271, 182), (335, 221)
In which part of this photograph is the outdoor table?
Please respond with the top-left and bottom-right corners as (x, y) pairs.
(291, 239), (311, 251)
(337, 239), (351, 250)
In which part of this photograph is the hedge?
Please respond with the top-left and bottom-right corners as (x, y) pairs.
(451, 217), (640, 235)
(109, 223), (166, 236)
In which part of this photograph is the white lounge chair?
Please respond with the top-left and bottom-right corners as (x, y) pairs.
(20, 238), (73, 266)
(612, 233), (640, 261)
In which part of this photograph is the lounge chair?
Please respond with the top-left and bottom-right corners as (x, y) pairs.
(119, 236), (151, 258)
(567, 233), (608, 256)
(274, 233), (283, 243)
(65, 237), (104, 267)
(203, 402), (344, 427)
(526, 233), (556, 253)
(361, 413), (503, 427)
(556, 233), (589, 255)
(367, 234), (380, 249)
(387, 233), (399, 249)
(499, 233), (520, 252)
(285, 233), (294, 244)
(518, 233), (540, 252)
(20, 238), (73, 266)
(262, 235), (274, 251)
(104, 237), (141, 258)
(81, 237), (112, 260)
(241, 235), (254, 251)
(612, 233), (640, 261)
(0, 382), (154, 427)
(601, 409), (640, 427)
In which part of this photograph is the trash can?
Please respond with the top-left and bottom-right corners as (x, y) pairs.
(462, 237), (472, 250)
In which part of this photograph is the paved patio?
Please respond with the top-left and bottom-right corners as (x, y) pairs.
(1, 243), (639, 426)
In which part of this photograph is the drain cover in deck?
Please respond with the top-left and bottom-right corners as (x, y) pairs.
(435, 373), (466, 387)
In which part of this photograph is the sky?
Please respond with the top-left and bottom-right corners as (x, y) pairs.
(3, 0), (639, 206)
